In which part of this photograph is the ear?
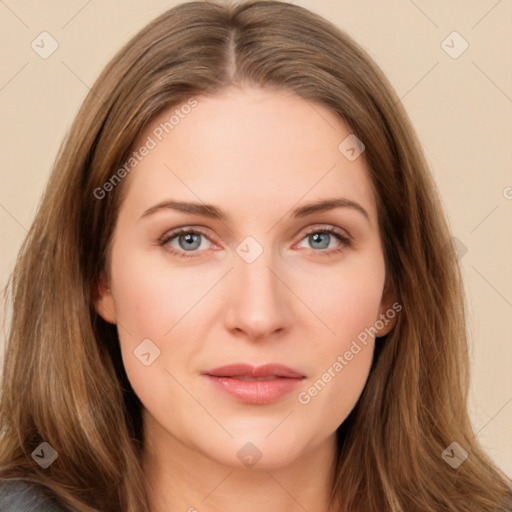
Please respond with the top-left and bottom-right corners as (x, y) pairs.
(374, 277), (399, 338)
(93, 270), (117, 324)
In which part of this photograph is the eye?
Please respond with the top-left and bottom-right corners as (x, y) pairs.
(159, 227), (215, 259)
(159, 225), (353, 259)
(295, 225), (352, 256)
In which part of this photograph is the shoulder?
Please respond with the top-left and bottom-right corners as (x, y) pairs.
(0, 477), (68, 511)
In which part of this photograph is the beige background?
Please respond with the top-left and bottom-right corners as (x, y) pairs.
(0, 0), (511, 476)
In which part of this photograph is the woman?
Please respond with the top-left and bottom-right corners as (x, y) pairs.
(1, 1), (510, 511)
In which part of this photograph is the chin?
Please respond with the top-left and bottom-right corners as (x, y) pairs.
(203, 430), (312, 470)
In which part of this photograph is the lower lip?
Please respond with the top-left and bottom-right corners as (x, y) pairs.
(204, 375), (304, 405)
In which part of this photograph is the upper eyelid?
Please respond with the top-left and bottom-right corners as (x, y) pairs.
(160, 226), (217, 245)
(301, 224), (352, 240)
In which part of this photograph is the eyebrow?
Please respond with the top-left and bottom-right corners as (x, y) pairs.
(140, 197), (370, 223)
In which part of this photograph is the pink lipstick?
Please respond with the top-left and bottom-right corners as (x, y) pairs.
(203, 363), (305, 405)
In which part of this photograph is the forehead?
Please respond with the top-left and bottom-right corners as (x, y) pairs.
(119, 86), (377, 224)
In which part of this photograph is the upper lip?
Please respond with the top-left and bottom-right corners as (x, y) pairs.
(203, 363), (305, 379)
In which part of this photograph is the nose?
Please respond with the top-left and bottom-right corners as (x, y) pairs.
(222, 247), (294, 342)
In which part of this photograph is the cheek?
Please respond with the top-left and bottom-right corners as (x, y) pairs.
(108, 252), (201, 426)
(108, 243), (222, 399)
(297, 337), (375, 426)
(108, 244), (180, 372)
(294, 285), (378, 434)
(293, 249), (386, 343)
(109, 243), (208, 339)
(291, 253), (384, 425)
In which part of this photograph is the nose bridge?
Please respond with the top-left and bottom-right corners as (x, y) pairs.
(223, 235), (291, 339)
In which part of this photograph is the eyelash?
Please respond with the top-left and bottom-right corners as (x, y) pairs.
(159, 225), (353, 260)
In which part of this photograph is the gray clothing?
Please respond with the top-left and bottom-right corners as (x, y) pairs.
(0, 478), (67, 511)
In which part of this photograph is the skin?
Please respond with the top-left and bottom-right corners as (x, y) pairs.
(95, 85), (396, 512)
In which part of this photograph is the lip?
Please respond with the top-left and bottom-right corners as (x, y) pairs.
(202, 363), (306, 405)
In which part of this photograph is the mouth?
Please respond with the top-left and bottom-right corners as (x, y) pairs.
(202, 363), (306, 405)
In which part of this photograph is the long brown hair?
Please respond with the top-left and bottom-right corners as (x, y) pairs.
(1, 1), (511, 511)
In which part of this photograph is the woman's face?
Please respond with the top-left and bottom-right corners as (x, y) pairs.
(96, 85), (396, 469)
